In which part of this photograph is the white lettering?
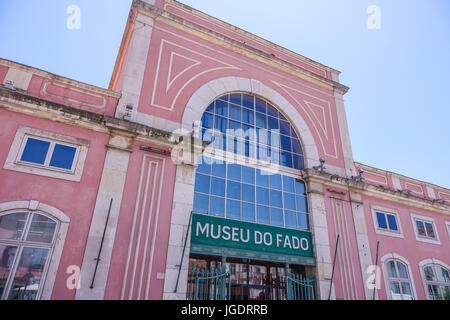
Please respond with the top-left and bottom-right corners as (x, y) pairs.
(222, 226), (231, 241)
(196, 222), (209, 238)
(283, 235), (292, 249)
(255, 231), (262, 245)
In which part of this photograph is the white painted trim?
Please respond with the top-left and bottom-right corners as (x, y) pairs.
(410, 213), (441, 245)
(418, 258), (450, 300)
(445, 221), (450, 239)
(3, 126), (89, 182)
(371, 206), (404, 239)
(380, 253), (418, 300)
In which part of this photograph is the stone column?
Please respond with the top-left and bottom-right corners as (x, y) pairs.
(307, 180), (335, 300)
(75, 130), (134, 300)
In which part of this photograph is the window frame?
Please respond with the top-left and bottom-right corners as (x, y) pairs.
(445, 221), (450, 239)
(381, 253), (417, 300)
(410, 213), (440, 244)
(418, 259), (450, 300)
(371, 206), (403, 238)
(4, 126), (89, 182)
(0, 209), (59, 300)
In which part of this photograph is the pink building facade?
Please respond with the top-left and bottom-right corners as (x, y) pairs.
(0, 0), (448, 300)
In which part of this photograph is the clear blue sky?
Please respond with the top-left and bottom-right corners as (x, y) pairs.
(0, 0), (449, 189)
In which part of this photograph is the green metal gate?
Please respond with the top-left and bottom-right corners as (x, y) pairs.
(286, 274), (316, 300)
(187, 267), (231, 300)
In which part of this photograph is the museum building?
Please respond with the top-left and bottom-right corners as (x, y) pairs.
(0, 0), (449, 300)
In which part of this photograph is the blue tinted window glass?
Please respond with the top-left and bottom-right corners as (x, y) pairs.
(228, 164), (241, 181)
(215, 116), (228, 133)
(387, 214), (398, 231)
(296, 195), (307, 212)
(376, 212), (387, 229)
(280, 120), (291, 136)
(215, 100), (228, 116)
(227, 181), (241, 200)
(211, 177), (225, 197)
(255, 112), (267, 128)
(193, 193), (209, 214)
(279, 112), (287, 122)
(212, 162), (226, 178)
(21, 138), (50, 165)
(202, 112), (214, 129)
(242, 124), (255, 141)
(281, 151), (293, 168)
(255, 98), (267, 113)
(293, 155), (304, 170)
(284, 193), (296, 211)
(257, 128), (269, 146)
(242, 184), (255, 203)
(242, 166), (255, 185)
(210, 196), (225, 217)
(242, 108), (254, 125)
(49, 144), (77, 170)
(416, 220), (426, 236)
(256, 170), (269, 187)
(267, 105), (279, 118)
(242, 203), (255, 222)
(229, 120), (241, 133)
(242, 94), (254, 109)
(270, 208), (283, 226)
(229, 104), (241, 121)
(295, 180), (306, 195)
(268, 116), (279, 130)
(285, 211), (297, 229)
(257, 145), (269, 162)
(270, 190), (282, 208)
(292, 139), (302, 155)
(269, 131), (280, 148)
(257, 206), (270, 225)
(269, 174), (282, 190)
(298, 213), (309, 230)
(205, 103), (214, 113)
(280, 135), (292, 152)
(195, 174), (210, 194)
(283, 176), (295, 193)
(229, 93), (242, 106)
(226, 200), (241, 220)
(197, 157), (211, 175)
(218, 94), (229, 102)
(256, 187), (269, 205)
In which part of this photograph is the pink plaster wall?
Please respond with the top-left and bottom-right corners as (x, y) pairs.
(0, 109), (109, 300)
(0, 65), (8, 84)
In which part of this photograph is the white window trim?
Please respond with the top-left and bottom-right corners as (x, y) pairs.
(418, 258), (450, 300)
(380, 253), (418, 300)
(3, 126), (89, 182)
(445, 221), (450, 239)
(371, 206), (404, 239)
(410, 213), (441, 245)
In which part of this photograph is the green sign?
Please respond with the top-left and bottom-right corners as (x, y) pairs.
(190, 214), (314, 260)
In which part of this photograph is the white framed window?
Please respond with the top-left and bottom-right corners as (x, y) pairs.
(419, 259), (450, 300)
(371, 206), (403, 238)
(0, 210), (59, 300)
(445, 221), (450, 239)
(410, 213), (440, 244)
(381, 254), (416, 300)
(4, 126), (89, 182)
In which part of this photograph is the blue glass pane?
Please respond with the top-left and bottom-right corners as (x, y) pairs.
(255, 98), (267, 113)
(218, 94), (229, 102)
(280, 135), (292, 152)
(193, 193), (209, 214)
(270, 190), (283, 208)
(281, 151), (293, 168)
(285, 211), (297, 229)
(267, 105), (279, 118)
(269, 131), (280, 148)
(210, 196), (225, 217)
(242, 108), (254, 125)
(295, 180), (306, 195)
(215, 100), (228, 116)
(197, 157), (211, 175)
(195, 174), (210, 194)
(227, 181), (241, 200)
(279, 120), (291, 136)
(269, 174), (282, 190)
(284, 193), (296, 211)
(230, 93), (242, 106)
(242, 203), (255, 222)
(21, 138), (50, 165)
(298, 212), (309, 230)
(227, 200), (241, 220)
(255, 112), (267, 128)
(293, 155), (304, 170)
(212, 162), (226, 178)
(228, 164), (241, 181)
(242, 124), (256, 142)
(257, 206), (270, 225)
(242, 94), (254, 109)
(229, 104), (241, 121)
(279, 112), (287, 122)
(242, 184), (255, 203)
(50, 144), (77, 170)
(256, 170), (269, 187)
(214, 116), (228, 133)
(229, 120), (242, 134)
(268, 116), (279, 130)
(387, 214), (398, 231)
(211, 177), (225, 197)
(257, 128), (269, 146)
(270, 208), (283, 226)
(283, 176), (295, 193)
(202, 112), (214, 129)
(242, 166), (255, 184)
(256, 187), (269, 205)
(206, 103), (214, 113)
(376, 212), (387, 229)
(296, 195), (307, 212)
(292, 139), (302, 155)
(257, 145), (269, 162)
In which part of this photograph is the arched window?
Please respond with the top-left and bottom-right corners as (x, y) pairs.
(194, 93), (308, 230)
(423, 264), (450, 300)
(0, 210), (58, 300)
(385, 259), (414, 300)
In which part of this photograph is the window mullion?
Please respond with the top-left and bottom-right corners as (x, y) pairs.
(44, 142), (56, 167)
(2, 245), (24, 300)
